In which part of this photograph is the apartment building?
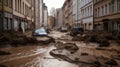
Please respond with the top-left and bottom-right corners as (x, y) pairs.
(34, 0), (40, 29)
(56, 8), (63, 28)
(62, 0), (73, 29)
(68, 0), (73, 28)
(12, 0), (35, 32)
(43, 4), (48, 29)
(94, 0), (120, 32)
(62, 2), (66, 26)
(72, 0), (78, 28)
(80, 0), (93, 30)
(72, 0), (93, 30)
(40, 0), (44, 27)
(0, 0), (13, 31)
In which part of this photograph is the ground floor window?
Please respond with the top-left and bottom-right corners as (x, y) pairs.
(3, 18), (8, 30)
(118, 0), (120, 12)
(118, 24), (120, 30)
(4, 18), (13, 30)
(8, 19), (11, 30)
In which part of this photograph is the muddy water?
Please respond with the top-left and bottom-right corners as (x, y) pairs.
(0, 45), (78, 67)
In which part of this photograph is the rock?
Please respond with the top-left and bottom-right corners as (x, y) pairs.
(0, 51), (11, 55)
(105, 59), (118, 66)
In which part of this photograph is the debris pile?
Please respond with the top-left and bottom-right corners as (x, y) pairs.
(0, 31), (38, 47)
(72, 31), (120, 47)
(0, 51), (11, 55)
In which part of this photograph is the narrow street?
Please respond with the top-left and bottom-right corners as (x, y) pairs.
(0, 31), (78, 67)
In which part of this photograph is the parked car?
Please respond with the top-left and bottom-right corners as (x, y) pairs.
(32, 28), (47, 36)
(70, 28), (84, 36)
(60, 27), (68, 32)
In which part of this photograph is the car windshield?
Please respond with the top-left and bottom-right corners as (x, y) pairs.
(35, 28), (46, 33)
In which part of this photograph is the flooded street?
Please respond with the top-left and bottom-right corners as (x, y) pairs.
(0, 31), (120, 67)
(0, 45), (78, 67)
(0, 31), (78, 67)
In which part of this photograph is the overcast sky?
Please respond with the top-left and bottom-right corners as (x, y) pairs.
(43, 0), (65, 14)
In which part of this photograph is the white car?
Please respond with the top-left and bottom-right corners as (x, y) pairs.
(33, 28), (47, 36)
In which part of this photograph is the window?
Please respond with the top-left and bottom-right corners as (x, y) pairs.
(4, 0), (8, 6)
(0, 0), (2, 4)
(9, 0), (12, 8)
(98, 7), (100, 16)
(109, 3), (111, 13)
(102, 6), (104, 16)
(8, 19), (11, 30)
(118, 0), (120, 11)
(95, 9), (97, 17)
(4, 18), (8, 30)
(111, 2), (114, 13)
(105, 5), (107, 15)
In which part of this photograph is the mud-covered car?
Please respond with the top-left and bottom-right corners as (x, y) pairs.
(70, 28), (84, 36)
(60, 27), (68, 32)
(32, 28), (47, 36)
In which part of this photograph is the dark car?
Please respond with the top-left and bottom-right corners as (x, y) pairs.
(70, 28), (84, 36)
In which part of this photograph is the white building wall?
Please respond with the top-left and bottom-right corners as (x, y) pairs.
(77, 0), (93, 30)
(73, 0), (78, 25)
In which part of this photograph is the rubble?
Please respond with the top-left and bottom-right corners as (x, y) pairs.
(81, 53), (89, 56)
(105, 59), (118, 66)
(36, 36), (55, 44)
(55, 42), (79, 52)
(0, 51), (11, 55)
(92, 61), (101, 67)
(0, 30), (57, 48)
(72, 34), (110, 47)
(0, 31), (54, 47)
(0, 65), (8, 67)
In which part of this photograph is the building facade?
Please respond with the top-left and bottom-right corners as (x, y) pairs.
(94, 0), (120, 32)
(43, 4), (48, 29)
(80, 0), (93, 30)
(40, 0), (44, 27)
(62, 0), (73, 29)
(72, 0), (78, 28)
(72, 0), (93, 30)
(62, 2), (66, 26)
(56, 8), (63, 28)
(34, 0), (40, 29)
(68, 0), (73, 28)
(0, 0), (13, 31)
(12, 0), (35, 32)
